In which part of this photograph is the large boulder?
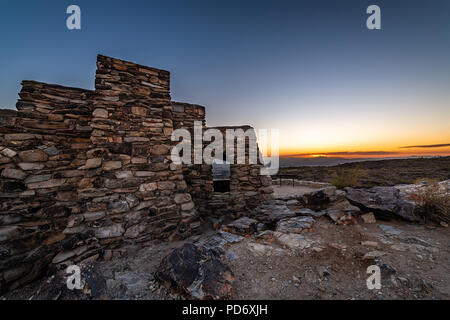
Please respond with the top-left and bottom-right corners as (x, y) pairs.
(223, 217), (258, 236)
(299, 186), (337, 210)
(345, 187), (420, 222)
(253, 203), (296, 224)
(276, 216), (314, 233)
(154, 243), (234, 300)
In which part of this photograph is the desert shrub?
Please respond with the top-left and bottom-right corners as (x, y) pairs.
(331, 167), (367, 189)
(409, 180), (450, 223)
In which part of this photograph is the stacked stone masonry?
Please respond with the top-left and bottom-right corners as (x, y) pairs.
(0, 55), (273, 293)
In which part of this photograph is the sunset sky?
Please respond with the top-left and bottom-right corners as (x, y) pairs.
(0, 0), (449, 157)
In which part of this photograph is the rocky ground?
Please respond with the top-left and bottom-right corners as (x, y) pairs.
(2, 181), (449, 300)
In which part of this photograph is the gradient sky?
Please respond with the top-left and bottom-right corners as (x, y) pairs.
(1, 0), (449, 157)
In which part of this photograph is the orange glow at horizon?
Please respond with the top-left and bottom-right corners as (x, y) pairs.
(256, 111), (450, 159)
(277, 148), (450, 158)
(259, 142), (450, 159)
(254, 96), (450, 159)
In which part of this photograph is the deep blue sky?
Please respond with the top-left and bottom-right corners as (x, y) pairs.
(1, 0), (449, 154)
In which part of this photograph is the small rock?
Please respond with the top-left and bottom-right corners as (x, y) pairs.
(0, 148), (17, 158)
(274, 232), (313, 250)
(85, 158), (102, 169)
(328, 243), (347, 251)
(102, 161), (122, 171)
(361, 241), (378, 247)
(18, 149), (48, 162)
(319, 266), (330, 277)
(103, 250), (113, 261)
(326, 209), (356, 225)
(361, 212), (376, 224)
(93, 108), (108, 118)
(363, 251), (386, 261)
(1, 168), (26, 180)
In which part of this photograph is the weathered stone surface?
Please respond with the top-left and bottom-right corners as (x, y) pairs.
(115, 171), (133, 179)
(181, 201), (195, 211)
(273, 231), (314, 250)
(41, 146), (59, 156)
(4, 133), (37, 141)
(196, 231), (244, 255)
(18, 150), (48, 162)
(174, 193), (192, 204)
(362, 250), (386, 261)
(346, 187), (420, 221)
(0, 148), (17, 158)
(1, 168), (26, 180)
(125, 194), (139, 208)
(94, 224), (124, 239)
(85, 158), (102, 169)
(378, 224), (403, 236)
(56, 191), (77, 202)
(131, 106), (147, 116)
(157, 181), (175, 190)
(27, 179), (65, 189)
(286, 199), (299, 206)
(326, 209), (357, 225)
(52, 246), (88, 264)
(108, 200), (129, 214)
(276, 216), (314, 233)
(361, 241), (378, 247)
(103, 161), (122, 171)
(361, 212), (376, 224)
(18, 162), (45, 171)
(255, 203), (296, 223)
(295, 208), (326, 217)
(154, 244), (234, 299)
(299, 187), (336, 210)
(0, 226), (21, 242)
(93, 108), (108, 118)
(224, 217), (258, 236)
(151, 145), (169, 155)
(28, 179), (66, 189)
(139, 182), (157, 192)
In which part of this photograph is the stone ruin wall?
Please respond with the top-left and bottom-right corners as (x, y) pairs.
(0, 55), (273, 293)
(172, 103), (273, 219)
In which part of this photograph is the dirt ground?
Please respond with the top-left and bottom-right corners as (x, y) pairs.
(228, 218), (450, 300)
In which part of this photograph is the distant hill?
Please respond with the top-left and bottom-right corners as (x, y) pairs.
(279, 155), (445, 168)
(278, 156), (450, 187)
